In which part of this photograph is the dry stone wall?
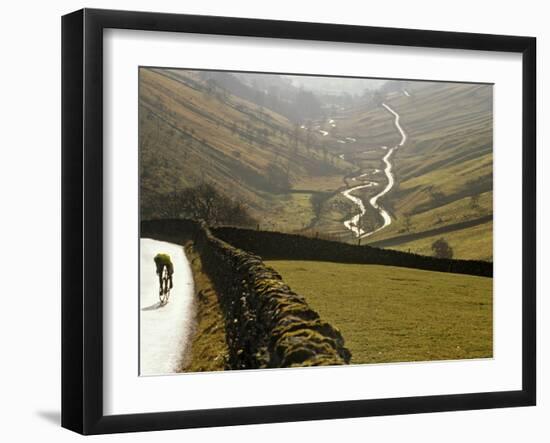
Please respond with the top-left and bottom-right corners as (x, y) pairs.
(213, 226), (493, 278)
(141, 219), (351, 369)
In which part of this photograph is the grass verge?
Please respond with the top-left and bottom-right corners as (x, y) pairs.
(179, 242), (228, 372)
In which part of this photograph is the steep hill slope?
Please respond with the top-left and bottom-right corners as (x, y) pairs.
(139, 68), (354, 230)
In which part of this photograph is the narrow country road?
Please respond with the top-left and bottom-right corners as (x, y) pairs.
(140, 238), (195, 376)
(341, 101), (408, 238)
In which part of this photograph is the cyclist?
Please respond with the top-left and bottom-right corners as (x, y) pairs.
(154, 253), (174, 294)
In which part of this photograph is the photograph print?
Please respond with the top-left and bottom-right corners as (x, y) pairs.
(139, 67), (493, 376)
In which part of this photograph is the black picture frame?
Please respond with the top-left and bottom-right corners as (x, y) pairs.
(62, 8), (536, 435)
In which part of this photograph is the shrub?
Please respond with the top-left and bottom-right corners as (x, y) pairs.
(431, 238), (454, 259)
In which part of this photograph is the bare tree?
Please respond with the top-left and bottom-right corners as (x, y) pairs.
(157, 183), (257, 227)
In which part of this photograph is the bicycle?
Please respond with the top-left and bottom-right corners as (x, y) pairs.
(159, 265), (171, 305)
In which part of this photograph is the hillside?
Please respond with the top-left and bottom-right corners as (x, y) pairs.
(139, 69), (493, 260)
(315, 81), (493, 260)
(139, 68), (354, 231)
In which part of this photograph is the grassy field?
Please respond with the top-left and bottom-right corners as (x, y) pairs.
(389, 221), (493, 261)
(258, 193), (317, 231)
(368, 191), (493, 261)
(266, 260), (493, 365)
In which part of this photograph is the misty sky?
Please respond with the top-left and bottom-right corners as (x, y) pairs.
(282, 75), (387, 95)
(234, 71), (387, 97)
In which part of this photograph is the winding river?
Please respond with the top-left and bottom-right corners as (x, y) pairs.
(382, 103), (407, 147)
(341, 102), (407, 238)
(342, 181), (378, 237)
